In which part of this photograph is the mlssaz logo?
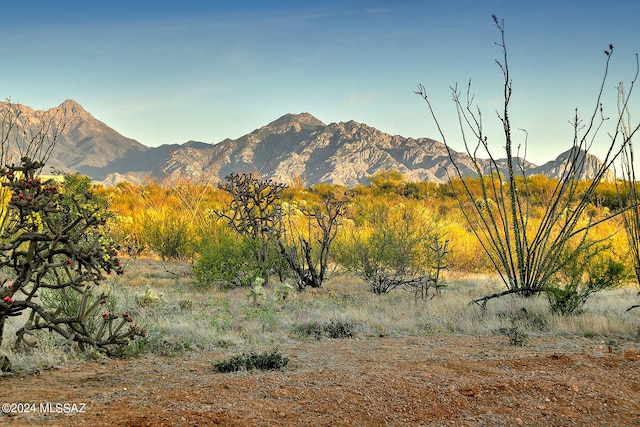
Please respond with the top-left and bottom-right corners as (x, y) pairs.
(40, 402), (87, 414)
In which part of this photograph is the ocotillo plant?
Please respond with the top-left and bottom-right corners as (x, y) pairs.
(417, 16), (638, 307)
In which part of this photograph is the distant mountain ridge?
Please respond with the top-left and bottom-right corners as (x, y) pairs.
(0, 99), (612, 187)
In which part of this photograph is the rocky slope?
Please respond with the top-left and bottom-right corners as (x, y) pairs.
(0, 100), (612, 186)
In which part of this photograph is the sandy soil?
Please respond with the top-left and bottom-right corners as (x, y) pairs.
(1, 335), (639, 426)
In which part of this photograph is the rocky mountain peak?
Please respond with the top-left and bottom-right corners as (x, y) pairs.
(56, 99), (93, 121)
(530, 146), (614, 181)
(262, 112), (326, 135)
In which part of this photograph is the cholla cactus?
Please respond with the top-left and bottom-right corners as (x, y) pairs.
(248, 277), (266, 307)
(274, 281), (296, 302)
(136, 286), (166, 307)
(0, 157), (145, 357)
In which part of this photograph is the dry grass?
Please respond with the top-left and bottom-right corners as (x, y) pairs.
(2, 259), (639, 372)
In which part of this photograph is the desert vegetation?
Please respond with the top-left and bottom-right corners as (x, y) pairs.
(0, 166), (638, 372)
(1, 16), (639, 381)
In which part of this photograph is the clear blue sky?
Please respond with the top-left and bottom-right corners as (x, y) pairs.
(0, 0), (639, 166)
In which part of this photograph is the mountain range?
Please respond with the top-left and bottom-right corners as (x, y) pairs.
(1, 99), (610, 187)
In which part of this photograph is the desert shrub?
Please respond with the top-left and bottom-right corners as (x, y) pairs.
(138, 207), (194, 260)
(278, 194), (346, 290)
(193, 232), (267, 289)
(443, 218), (492, 273)
(293, 317), (358, 339)
(504, 322), (529, 347)
(335, 203), (442, 294)
(213, 348), (289, 373)
(323, 317), (357, 338)
(546, 250), (627, 315)
(105, 213), (145, 258)
(292, 321), (325, 340)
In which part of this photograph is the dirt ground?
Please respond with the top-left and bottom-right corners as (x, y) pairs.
(0, 335), (639, 426)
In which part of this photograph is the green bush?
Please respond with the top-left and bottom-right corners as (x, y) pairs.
(193, 232), (263, 289)
(139, 207), (194, 260)
(292, 321), (325, 340)
(547, 252), (627, 315)
(335, 204), (438, 294)
(323, 317), (357, 338)
(213, 348), (289, 373)
(293, 317), (358, 339)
